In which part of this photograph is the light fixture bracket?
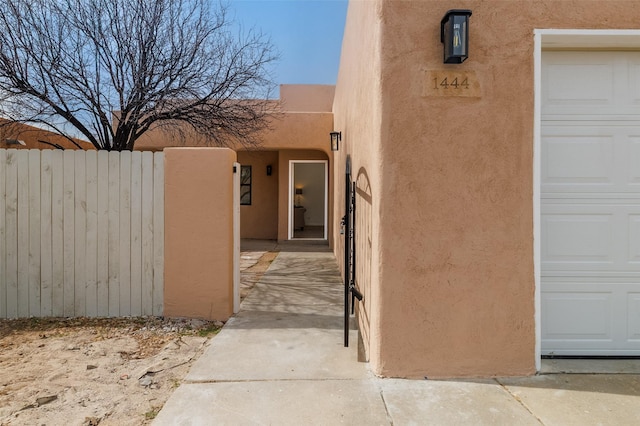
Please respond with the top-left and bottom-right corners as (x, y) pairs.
(330, 131), (341, 151)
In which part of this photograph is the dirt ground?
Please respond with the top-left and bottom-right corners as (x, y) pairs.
(0, 248), (277, 426)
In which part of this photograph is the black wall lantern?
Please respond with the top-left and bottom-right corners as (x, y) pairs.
(266, 165), (272, 176)
(440, 9), (472, 64)
(330, 131), (341, 151)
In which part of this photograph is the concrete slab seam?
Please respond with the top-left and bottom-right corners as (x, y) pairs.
(540, 371), (640, 376)
(494, 378), (545, 425)
(378, 389), (395, 426)
(182, 377), (367, 384)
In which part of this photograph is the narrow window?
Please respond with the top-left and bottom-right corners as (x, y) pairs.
(240, 165), (252, 205)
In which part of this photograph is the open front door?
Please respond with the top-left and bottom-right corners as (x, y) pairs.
(289, 160), (328, 240)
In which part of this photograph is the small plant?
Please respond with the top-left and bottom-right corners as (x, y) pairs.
(197, 324), (221, 338)
(145, 406), (161, 420)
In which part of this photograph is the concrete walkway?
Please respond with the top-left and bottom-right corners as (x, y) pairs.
(154, 242), (640, 425)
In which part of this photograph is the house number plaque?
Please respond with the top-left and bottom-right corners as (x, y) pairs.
(423, 70), (481, 98)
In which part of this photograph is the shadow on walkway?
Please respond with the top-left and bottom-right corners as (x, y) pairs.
(154, 240), (640, 425)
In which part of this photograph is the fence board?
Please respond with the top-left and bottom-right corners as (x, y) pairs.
(130, 152), (142, 316)
(73, 153), (86, 316)
(153, 153), (164, 315)
(108, 152), (120, 317)
(40, 150), (53, 317)
(85, 151), (98, 317)
(62, 151), (75, 316)
(0, 149), (164, 319)
(51, 151), (64, 316)
(119, 152), (131, 316)
(0, 151), (6, 318)
(28, 150), (41, 316)
(141, 152), (154, 315)
(5, 151), (18, 318)
(16, 150), (29, 317)
(96, 152), (109, 317)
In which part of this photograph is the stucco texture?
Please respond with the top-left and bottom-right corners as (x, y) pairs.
(133, 85), (335, 244)
(334, 0), (640, 378)
(0, 119), (92, 150)
(237, 151), (279, 240)
(333, 0), (384, 366)
(163, 148), (236, 321)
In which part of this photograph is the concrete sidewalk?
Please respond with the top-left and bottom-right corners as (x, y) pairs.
(154, 243), (640, 425)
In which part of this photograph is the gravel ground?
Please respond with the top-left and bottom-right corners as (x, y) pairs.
(0, 247), (278, 426)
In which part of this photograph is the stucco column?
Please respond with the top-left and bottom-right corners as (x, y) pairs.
(164, 148), (236, 320)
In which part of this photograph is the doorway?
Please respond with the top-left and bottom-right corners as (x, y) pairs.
(289, 160), (328, 240)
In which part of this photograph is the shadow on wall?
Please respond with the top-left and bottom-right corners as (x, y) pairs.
(355, 166), (373, 362)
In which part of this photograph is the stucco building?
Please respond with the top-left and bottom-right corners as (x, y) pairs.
(11, 0), (638, 379)
(0, 119), (92, 150)
(330, 0), (640, 378)
(136, 84), (336, 243)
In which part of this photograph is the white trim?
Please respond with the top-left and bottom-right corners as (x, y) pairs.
(533, 28), (640, 372)
(537, 29), (640, 49)
(533, 30), (542, 373)
(233, 162), (240, 314)
(288, 160), (329, 240)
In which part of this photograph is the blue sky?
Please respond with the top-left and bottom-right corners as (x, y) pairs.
(228, 0), (348, 86)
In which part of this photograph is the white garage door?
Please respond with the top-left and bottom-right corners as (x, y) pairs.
(541, 51), (640, 355)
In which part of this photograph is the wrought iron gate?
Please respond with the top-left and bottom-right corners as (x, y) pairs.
(343, 157), (362, 347)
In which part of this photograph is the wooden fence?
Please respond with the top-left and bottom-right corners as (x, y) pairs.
(0, 149), (164, 318)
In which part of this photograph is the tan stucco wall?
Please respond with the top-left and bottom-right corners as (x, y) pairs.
(164, 148), (236, 321)
(132, 85), (334, 154)
(280, 84), (335, 112)
(238, 151), (279, 239)
(132, 85), (335, 245)
(332, 0), (384, 367)
(252, 112), (334, 155)
(334, 0), (640, 378)
(0, 119), (92, 150)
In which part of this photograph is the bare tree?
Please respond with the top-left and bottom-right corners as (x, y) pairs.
(0, 0), (278, 151)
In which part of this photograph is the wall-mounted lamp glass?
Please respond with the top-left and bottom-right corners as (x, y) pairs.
(440, 9), (472, 64)
(330, 131), (341, 151)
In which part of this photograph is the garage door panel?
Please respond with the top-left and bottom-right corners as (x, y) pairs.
(542, 204), (640, 271)
(542, 125), (640, 192)
(628, 293), (640, 341)
(543, 51), (640, 117)
(545, 62), (613, 105)
(628, 137), (640, 184)
(543, 135), (613, 184)
(629, 215), (640, 263)
(542, 290), (612, 338)
(542, 281), (640, 354)
(542, 213), (614, 263)
(542, 51), (640, 355)
(628, 61), (640, 105)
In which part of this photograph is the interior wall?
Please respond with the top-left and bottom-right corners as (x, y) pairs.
(237, 151), (279, 239)
(277, 150), (330, 241)
(293, 162), (326, 227)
